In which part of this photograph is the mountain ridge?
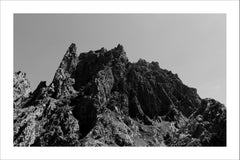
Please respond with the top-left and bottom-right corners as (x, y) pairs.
(13, 43), (226, 146)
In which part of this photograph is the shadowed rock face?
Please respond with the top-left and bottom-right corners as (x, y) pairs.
(13, 43), (226, 146)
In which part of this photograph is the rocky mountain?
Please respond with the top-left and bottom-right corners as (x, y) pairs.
(13, 43), (226, 146)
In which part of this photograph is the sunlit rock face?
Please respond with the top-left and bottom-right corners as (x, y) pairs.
(13, 43), (226, 146)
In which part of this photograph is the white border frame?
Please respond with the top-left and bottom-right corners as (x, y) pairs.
(1, 1), (239, 160)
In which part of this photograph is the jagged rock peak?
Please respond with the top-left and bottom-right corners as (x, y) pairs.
(58, 43), (78, 70)
(68, 43), (77, 54)
(116, 43), (124, 50)
(13, 43), (226, 147)
(14, 71), (31, 103)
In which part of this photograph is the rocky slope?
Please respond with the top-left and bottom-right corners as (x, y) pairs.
(13, 43), (226, 146)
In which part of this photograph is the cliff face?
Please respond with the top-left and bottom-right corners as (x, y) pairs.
(13, 44), (226, 146)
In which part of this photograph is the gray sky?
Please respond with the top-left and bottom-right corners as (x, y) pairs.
(14, 14), (226, 104)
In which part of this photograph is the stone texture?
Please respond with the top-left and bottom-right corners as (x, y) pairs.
(13, 43), (226, 146)
(14, 71), (31, 108)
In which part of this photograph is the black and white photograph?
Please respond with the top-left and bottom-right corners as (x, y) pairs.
(0, 1), (239, 160)
(13, 14), (226, 147)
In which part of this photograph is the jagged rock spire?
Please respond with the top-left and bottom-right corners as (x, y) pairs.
(50, 43), (79, 98)
(13, 71), (31, 105)
(58, 43), (78, 71)
(68, 43), (77, 54)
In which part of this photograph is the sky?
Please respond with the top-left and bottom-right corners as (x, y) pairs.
(14, 14), (226, 104)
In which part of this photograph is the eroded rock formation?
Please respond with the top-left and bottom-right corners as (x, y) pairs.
(13, 43), (226, 146)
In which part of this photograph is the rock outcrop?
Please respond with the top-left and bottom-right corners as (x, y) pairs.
(13, 43), (226, 146)
(14, 71), (31, 108)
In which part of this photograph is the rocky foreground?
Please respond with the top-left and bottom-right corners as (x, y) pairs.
(14, 44), (226, 146)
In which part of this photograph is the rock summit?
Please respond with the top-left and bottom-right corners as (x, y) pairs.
(14, 43), (226, 146)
